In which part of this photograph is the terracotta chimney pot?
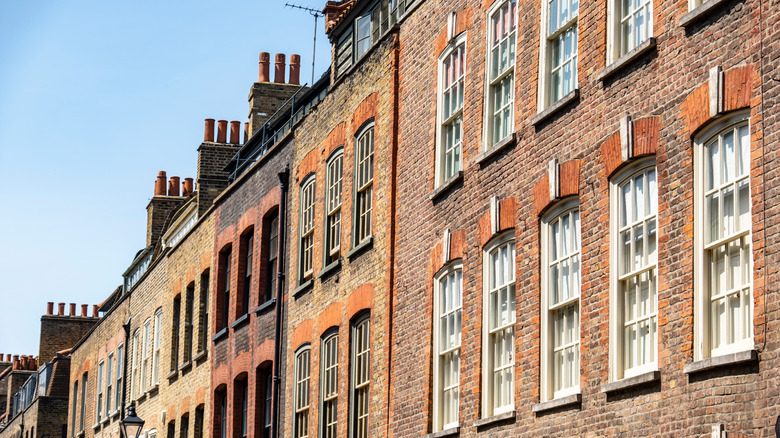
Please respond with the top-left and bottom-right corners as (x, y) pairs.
(259, 52), (270, 82)
(69, 303), (76, 316)
(5, 354), (10, 361)
(155, 171), (167, 197)
(81, 304), (88, 317)
(13, 359), (19, 370)
(46, 302), (54, 315)
(217, 120), (228, 143)
(204, 119), (216, 142)
(274, 53), (286, 83)
(230, 121), (240, 144)
(93, 305), (99, 317)
(169, 176), (181, 196)
(183, 178), (194, 197)
(57, 303), (65, 315)
(243, 122), (249, 144)
(289, 54), (301, 85)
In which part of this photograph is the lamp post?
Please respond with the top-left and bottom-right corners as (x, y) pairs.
(120, 404), (144, 438)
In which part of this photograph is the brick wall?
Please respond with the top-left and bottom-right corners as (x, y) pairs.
(39, 315), (99, 364)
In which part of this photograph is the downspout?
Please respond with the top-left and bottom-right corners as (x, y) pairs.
(121, 314), (130, 421)
(385, 29), (401, 438)
(272, 168), (289, 438)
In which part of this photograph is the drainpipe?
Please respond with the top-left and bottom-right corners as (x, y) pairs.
(122, 318), (131, 421)
(272, 168), (289, 438)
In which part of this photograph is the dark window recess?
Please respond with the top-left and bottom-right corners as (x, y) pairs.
(264, 213), (279, 303)
(242, 233), (253, 316)
(185, 284), (194, 362)
(200, 271), (209, 351)
(171, 295), (181, 370)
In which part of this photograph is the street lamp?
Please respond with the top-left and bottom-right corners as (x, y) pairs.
(121, 404), (145, 438)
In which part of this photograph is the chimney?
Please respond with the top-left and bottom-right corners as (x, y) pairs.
(69, 303), (76, 316)
(289, 54), (301, 85)
(155, 171), (167, 196)
(259, 52), (270, 82)
(244, 122), (249, 143)
(93, 305), (99, 317)
(57, 303), (65, 315)
(183, 178), (194, 197)
(169, 176), (180, 196)
(217, 120), (228, 143)
(5, 354), (10, 361)
(46, 302), (53, 315)
(204, 119), (215, 142)
(81, 304), (88, 317)
(230, 121), (240, 144)
(274, 53), (286, 83)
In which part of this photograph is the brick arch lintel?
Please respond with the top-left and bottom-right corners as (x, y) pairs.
(478, 196), (517, 247)
(351, 93), (379, 136)
(431, 229), (467, 275)
(346, 283), (374, 321)
(291, 319), (314, 351)
(533, 159), (581, 216)
(434, 7), (473, 55)
(600, 116), (660, 179)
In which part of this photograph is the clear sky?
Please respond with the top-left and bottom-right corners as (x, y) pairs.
(0, 0), (331, 357)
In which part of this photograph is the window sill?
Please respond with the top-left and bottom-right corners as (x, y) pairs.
(679, 0), (731, 27)
(231, 313), (250, 330)
(477, 133), (516, 166)
(597, 38), (657, 82)
(92, 423), (101, 431)
(100, 416), (110, 426)
(212, 327), (228, 343)
(601, 370), (660, 394)
(429, 171), (464, 202)
(683, 349), (757, 374)
(77, 431), (85, 438)
(293, 279), (314, 298)
(425, 426), (459, 438)
(474, 410), (515, 428)
(135, 392), (147, 403)
(179, 360), (193, 372)
(532, 392), (582, 414)
(166, 369), (178, 381)
(193, 349), (208, 363)
(531, 89), (580, 126)
(254, 298), (276, 315)
(111, 409), (120, 419)
(346, 236), (373, 260)
(147, 382), (160, 394)
(318, 259), (342, 280)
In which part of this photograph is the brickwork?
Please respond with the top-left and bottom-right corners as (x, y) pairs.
(197, 142), (242, 217)
(389, 0), (778, 436)
(248, 82), (303, 137)
(281, 30), (398, 438)
(39, 314), (99, 364)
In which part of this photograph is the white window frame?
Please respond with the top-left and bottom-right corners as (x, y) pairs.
(435, 33), (467, 187)
(350, 315), (370, 438)
(105, 352), (113, 416)
(153, 308), (162, 385)
(131, 329), (140, 399)
(320, 331), (339, 438)
(694, 112), (753, 360)
(142, 318), (151, 392)
(609, 158), (658, 382)
(607, 0), (653, 63)
(115, 343), (123, 413)
(299, 176), (316, 283)
(484, 0), (517, 148)
(354, 125), (375, 246)
(540, 199), (581, 402)
(481, 232), (516, 418)
(325, 148), (344, 264)
(432, 263), (462, 431)
(293, 346), (311, 438)
(96, 359), (104, 423)
(537, 0), (578, 110)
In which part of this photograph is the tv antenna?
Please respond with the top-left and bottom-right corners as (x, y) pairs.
(285, 3), (322, 85)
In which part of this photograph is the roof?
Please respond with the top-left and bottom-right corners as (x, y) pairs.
(323, 0), (356, 33)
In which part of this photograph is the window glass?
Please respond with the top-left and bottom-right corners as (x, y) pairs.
(321, 334), (339, 438)
(488, 0), (516, 144)
(300, 178), (316, 281)
(485, 238), (515, 416)
(439, 43), (465, 183)
(355, 129), (374, 244)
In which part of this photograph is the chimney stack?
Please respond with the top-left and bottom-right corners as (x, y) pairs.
(93, 305), (99, 317)
(289, 54), (301, 85)
(46, 302), (54, 315)
(155, 171), (167, 196)
(217, 120), (228, 143)
(274, 53), (286, 83)
(81, 304), (88, 317)
(57, 303), (65, 315)
(183, 178), (194, 197)
(204, 118), (215, 142)
(259, 52), (270, 82)
(69, 303), (76, 316)
(230, 121), (240, 144)
(169, 176), (180, 196)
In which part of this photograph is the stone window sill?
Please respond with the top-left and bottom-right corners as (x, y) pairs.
(254, 298), (276, 315)
(231, 313), (250, 330)
(319, 259), (342, 279)
(597, 38), (657, 82)
(474, 410), (515, 428)
(346, 236), (373, 260)
(601, 370), (660, 394)
(679, 0), (731, 27)
(100, 416), (110, 426)
(683, 349), (757, 374)
(477, 133), (516, 166)
(293, 279), (314, 298)
(532, 393), (582, 414)
(531, 89), (580, 126)
(147, 382), (160, 394)
(110, 409), (120, 419)
(92, 423), (101, 431)
(425, 426), (459, 438)
(77, 431), (85, 438)
(166, 369), (178, 381)
(430, 171), (464, 201)
(212, 328), (228, 343)
(179, 360), (193, 372)
(193, 349), (208, 362)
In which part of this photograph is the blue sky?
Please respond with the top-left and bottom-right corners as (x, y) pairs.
(0, 0), (331, 357)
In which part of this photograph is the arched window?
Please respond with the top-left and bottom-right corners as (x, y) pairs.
(293, 345), (311, 438)
(325, 149), (344, 264)
(433, 262), (462, 431)
(299, 176), (316, 283)
(436, 35), (466, 186)
(320, 331), (339, 438)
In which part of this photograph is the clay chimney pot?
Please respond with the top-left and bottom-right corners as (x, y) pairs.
(204, 119), (216, 142)
(81, 304), (88, 317)
(169, 176), (181, 196)
(5, 354), (10, 361)
(155, 171), (167, 197)
(57, 303), (65, 316)
(230, 121), (240, 144)
(93, 305), (99, 317)
(217, 120), (228, 143)
(289, 54), (301, 85)
(46, 302), (54, 315)
(259, 52), (271, 82)
(69, 303), (76, 316)
(243, 122), (249, 144)
(274, 53), (286, 83)
(183, 178), (194, 197)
